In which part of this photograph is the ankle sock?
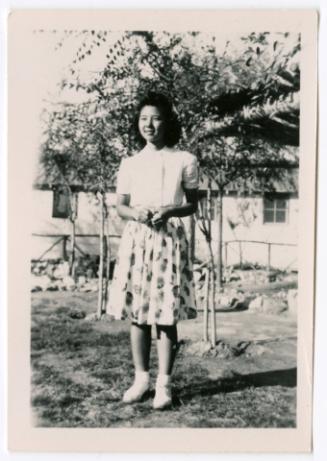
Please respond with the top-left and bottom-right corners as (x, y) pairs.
(135, 370), (150, 383)
(156, 373), (171, 387)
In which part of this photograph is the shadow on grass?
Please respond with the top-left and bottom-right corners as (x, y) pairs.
(175, 367), (296, 405)
(214, 304), (249, 313)
(30, 298), (296, 427)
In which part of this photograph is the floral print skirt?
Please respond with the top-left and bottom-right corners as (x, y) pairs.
(106, 218), (197, 325)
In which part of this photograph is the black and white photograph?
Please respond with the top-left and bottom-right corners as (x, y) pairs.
(7, 9), (317, 453)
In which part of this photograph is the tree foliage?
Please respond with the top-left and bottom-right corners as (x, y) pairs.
(39, 29), (300, 188)
(36, 28), (301, 326)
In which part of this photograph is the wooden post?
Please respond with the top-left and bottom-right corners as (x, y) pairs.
(224, 241), (228, 269)
(267, 242), (271, 273)
(239, 240), (243, 267)
(62, 236), (68, 261)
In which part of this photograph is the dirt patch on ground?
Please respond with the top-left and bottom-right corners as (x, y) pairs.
(31, 292), (297, 428)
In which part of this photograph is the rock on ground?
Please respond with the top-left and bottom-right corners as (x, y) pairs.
(248, 293), (288, 315)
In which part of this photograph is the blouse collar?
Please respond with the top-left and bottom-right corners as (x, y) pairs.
(141, 145), (173, 156)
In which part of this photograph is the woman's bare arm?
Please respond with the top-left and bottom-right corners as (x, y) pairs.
(116, 194), (153, 223)
(151, 189), (198, 227)
(165, 188), (198, 218)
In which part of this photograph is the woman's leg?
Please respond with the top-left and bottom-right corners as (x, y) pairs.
(130, 322), (152, 371)
(123, 322), (152, 403)
(153, 324), (178, 409)
(155, 324), (178, 375)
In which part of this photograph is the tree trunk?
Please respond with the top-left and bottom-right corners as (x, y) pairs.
(189, 214), (196, 264)
(69, 192), (77, 277)
(208, 245), (217, 348)
(69, 220), (76, 276)
(97, 192), (105, 319)
(216, 190), (223, 290)
(203, 266), (209, 342)
(206, 183), (216, 347)
(198, 184), (217, 346)
(104, 203), (111, 313)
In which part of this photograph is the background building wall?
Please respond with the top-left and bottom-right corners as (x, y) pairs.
(31, 190), (298, 270)
(194, 196), (298, 270)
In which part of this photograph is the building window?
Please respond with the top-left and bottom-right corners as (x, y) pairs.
(263, 196), (289, 223)
(52, 188), (72, 218)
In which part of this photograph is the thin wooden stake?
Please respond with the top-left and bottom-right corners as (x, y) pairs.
(210, 267), (217, 348)
(97, 192), (105, 319)
(203, 267), (209, 342)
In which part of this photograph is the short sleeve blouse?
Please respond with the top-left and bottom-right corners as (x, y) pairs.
(116, 146), (198, 208)
(116, 158), (131, 195)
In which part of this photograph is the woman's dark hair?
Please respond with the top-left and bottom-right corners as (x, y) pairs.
(133, 92), (181, 147)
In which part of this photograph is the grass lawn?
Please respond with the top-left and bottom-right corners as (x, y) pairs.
(31, 291), (297, 428)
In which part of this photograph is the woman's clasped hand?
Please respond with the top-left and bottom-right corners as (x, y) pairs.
(133, 206), (153, 224)
(133, 206), (170, 230)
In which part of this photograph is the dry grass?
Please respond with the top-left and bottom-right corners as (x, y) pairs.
(31, 292), (296, 428)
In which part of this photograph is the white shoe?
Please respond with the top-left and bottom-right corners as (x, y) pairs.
(122, 371), (150, 404)
(153, 374), (172, 410)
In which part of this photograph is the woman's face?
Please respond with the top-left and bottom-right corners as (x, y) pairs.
(138, 105), (166, 146)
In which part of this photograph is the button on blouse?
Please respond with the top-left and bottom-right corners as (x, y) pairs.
(116, 146), (198, 208)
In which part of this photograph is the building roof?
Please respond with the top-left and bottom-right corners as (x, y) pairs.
(199, 167), (298, 194)
(34, 145), (299, 195)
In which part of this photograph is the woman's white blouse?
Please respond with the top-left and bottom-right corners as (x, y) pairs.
(116, 146), (198, 208)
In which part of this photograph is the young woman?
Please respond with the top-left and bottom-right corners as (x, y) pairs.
(107, 92), (198, 410)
